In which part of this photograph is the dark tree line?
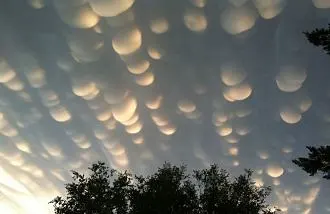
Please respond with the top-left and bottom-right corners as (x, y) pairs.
(292, 25), (330, 179)
(50, 162), (279, 214)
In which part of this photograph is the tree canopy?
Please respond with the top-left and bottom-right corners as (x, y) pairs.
(292, 146), (330, 180)
(304, 24), (330, 55)
(50, 162), (279, 214)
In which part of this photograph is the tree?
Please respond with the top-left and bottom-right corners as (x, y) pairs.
(50, 162), (131, 214)
(292, 146), (330, 179)
(195, 166), (277, 214)
(128, 163), (199, 214)
(50, 161), (279, 214)
(304, 24), (330, 55)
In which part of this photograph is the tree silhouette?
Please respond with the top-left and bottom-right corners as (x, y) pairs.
(50, 162), (279, 214)
(195, 166), (276, 214)
(50, 162), (131, 214)
(304, 24), (330, 55)
(292, 146), (330, 179)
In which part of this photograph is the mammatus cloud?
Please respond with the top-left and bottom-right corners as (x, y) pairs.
(0, 0), (330, 213)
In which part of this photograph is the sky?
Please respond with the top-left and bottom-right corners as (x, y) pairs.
(0, 0), (330, 213)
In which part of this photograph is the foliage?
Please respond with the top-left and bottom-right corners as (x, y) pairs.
(304, 24), (330, 55)
(292, 146), (330, 179)
(50, 162), (279, 214)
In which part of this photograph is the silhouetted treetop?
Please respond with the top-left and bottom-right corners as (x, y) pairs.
(50, 161), (279, 214)
(293, 146), (330, 179)
(304, 24), (330, 55)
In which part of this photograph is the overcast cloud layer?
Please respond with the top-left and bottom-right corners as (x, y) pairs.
(1, 0), (330, 213)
